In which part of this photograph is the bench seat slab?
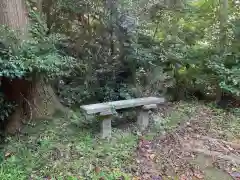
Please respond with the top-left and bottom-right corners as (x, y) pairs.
(81, 97), (164, 114)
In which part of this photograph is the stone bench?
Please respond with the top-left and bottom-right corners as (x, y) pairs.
(80, 97), (165, 138)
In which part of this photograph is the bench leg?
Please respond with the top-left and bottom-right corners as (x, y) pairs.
(100, 116), (112, 139)
(137, 110), (149, 131)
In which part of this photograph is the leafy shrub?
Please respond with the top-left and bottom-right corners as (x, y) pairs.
(0, 92), (15, 121)
(0, 26), (75, 80)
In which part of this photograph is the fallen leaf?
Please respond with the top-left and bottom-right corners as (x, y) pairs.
(155, 158), (160, 163)
(230, 171), (240, 178)
(149, 154), (156, 160)
(142, 144), (151, 150)
(193, 170), (204, 179)
(139, 136), (144, 141)
(132, 176), (141, 180)
(151, 175), (162, 180)
(142, 173), (151, 179)
(140, 139), (151, 149)
(138, 140), (143, 148)
(43, 176), (51, 180)
(232, 167), (237, 172)
(196, 134), (201, 139)
(4, 152), (12, 158)
(142, 153), (149, 159)
(146, 149), (153, 153)
(112, 168), (121, 172)
(180, 174), (188, 180)
(95, 166), (101, 174)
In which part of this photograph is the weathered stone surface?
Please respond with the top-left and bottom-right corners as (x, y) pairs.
(143, 104), (157, 110)
(137, 110), (149, 131)
(100, 116), (112, 139)
(80, 97), (164, 114)
(100, 111), (113, 116)
(81, 97), (165, 138)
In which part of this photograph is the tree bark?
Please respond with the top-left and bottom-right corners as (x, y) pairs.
(0, 0), (28, 34)
(219, 0), (228, 51)
(0, 0), (65, 134)
(216, 0), (228, 102)
(42, 0), (54, 34)
(37, 0), (43, 13)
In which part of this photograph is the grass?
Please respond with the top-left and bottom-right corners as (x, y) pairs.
(0, 112), (138, 179)
(150, 101), (199, 133)
(0, 102), (239, 179)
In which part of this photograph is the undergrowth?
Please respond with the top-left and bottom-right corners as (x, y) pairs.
(0, 102), (238, 179)
(0, 113), (137, 179)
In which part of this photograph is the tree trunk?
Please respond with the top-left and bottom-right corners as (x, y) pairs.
(37, 0), (43, 13)
(216, 0), (228, 102)
(0, 0), (65, 134)
(0, 0), (28, 34)
(219, 0), (228, 51)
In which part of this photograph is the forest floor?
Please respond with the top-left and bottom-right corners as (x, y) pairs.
(0, 101), (239, 179)
(136, 103), (240, 180)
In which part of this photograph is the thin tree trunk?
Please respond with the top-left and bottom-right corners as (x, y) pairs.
(42, 0), (54, 34)
(37, 0), (43, 13)
(219, 0), (228, 51)
(0, 0), (65, 134)
(216, 0), (228, 102)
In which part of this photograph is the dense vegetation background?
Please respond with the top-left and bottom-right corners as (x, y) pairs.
(0, 0), (239, 179)
(0, 0), (239, 134)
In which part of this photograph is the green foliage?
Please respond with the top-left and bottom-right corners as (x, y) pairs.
(0, 29), (74, 79)
(0, 93), (15, 122)
(0, 6), (75, 80)
(209, 54), (240, 96)
(21, 0), (240, 105)
(0, 157), (27, 180)
(0, 113), (137, 179)
(145, 0), (240, 100)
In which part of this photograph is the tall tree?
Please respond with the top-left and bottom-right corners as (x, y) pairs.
(219, 0), (228, 51)
(0, 0), (64, 134)
(0, 0), (28, 33)
(216, 0), (228, 101)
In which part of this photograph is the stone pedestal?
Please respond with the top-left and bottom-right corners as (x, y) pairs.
(137, 110), (149, 131)
(101, 117), (112, 139)
(137, 104), (157, 131)
(99, 111), (113, 139)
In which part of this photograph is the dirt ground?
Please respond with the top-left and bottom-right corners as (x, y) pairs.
(135, 103), (240, 180)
